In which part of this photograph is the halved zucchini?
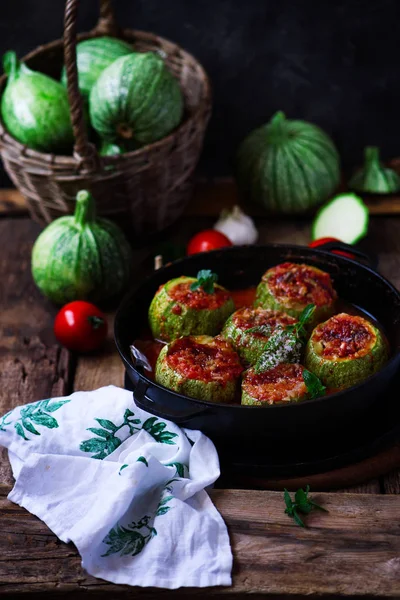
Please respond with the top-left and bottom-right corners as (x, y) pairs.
(241, 363), (308, 406)
(255, 262), (336, 327)
(311, 193), (369, 244)
(221, 306), (297, 365)
(304, 313), (388, 389)
(155, 335), (243, 403)
(148, 276), (235, 342)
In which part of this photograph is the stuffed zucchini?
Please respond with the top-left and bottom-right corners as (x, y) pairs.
(304, 313), (388, 390)
(148, 271), (235, 342)
(155, 335), (243, 402)
(222, 307), (297, 365)
(255, 262), (336, 327)
(241, 363), (308, 406)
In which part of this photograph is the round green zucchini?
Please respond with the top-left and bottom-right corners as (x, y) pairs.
(349, 146), (400, 195)
(148, 276), (235, 342)
(1, 51), (73, 153)
(155, 335), (243, 403)
(221, 307), (297, 365)
(255, 262), (336, 327)
(304, 313), (388, 390)
(61, 36), (133, 100)
(89, 52), (183, 146)
(235, 111), (340, 214)
(241, 363), (308, 406)
(31, 190), (132, 304)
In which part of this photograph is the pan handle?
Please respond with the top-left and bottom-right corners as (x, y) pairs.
(314, 241), (378, 270)
(133, 379), (208, 424)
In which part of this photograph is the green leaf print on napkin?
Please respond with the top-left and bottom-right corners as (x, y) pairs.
(166, 462), (187, 478)
(142, 417), (178, 444)
(101, 490), (174, 558)
(0, 411), (12, 432)
(101, 516), (157, 557)
(80, 410), (177, 459)
(0, 399), (70, 440)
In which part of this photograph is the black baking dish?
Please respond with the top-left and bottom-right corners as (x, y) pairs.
(114, 244), (400, 444)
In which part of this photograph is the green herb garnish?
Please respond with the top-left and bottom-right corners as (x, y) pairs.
(285, 303), (316, 340)
(284, 485), (328, 527)
(303, 369), (326, 399)
(190, 270), (218, 294)
(254, 327), (301, 374)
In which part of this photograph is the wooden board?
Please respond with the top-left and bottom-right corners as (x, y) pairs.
(3, 176), (400, 219)
(0, 483), (399, 598)
(0, 213), (399, 597)
(0, 220), (72, 487)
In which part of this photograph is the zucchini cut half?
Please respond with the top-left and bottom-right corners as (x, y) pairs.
(241, 363), (308, 406)
(155, 335), (243, 403)
(254, 262), (336, 328)
(304, 313), (388, 390)
(311, 193), (369, 244)
(221, 307), (297, 366)
(148, 276), (235, 342)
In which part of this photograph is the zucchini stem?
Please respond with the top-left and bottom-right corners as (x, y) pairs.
(2, 51), (19, 79)
(268, 111), (287, 141)
(365, 146), (380, 165)
(75, 190), (96, 226)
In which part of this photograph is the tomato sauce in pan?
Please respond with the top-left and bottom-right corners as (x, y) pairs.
(166, 337), (243, 384)
(266, 262), (336, 306)
(169, 281), (231, 310)
(313, 313), (374, 359)
(131, 287), (388, 399)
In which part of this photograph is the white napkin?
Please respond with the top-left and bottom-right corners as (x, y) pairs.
(0, 385), (232, 588)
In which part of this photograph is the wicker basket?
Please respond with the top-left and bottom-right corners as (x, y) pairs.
(0, 0), (211, 235)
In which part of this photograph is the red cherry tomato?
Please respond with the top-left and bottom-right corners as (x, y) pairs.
(308, 237), (355, 259)
(54, 301), (108, 353)
(187, 229), (233, 255)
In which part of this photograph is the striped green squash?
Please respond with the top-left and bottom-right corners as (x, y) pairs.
(61, 36), (134, 100)
(236, 111), (340, 214)
(1, 51), (73, 153)
(349, 146), (400, 194)
(31, 190), (132, 305)
(89, 52), (183, 146)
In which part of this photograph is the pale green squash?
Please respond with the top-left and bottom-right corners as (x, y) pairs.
(61, 36), (134, 101)
(89, 52), (183, 146)
(236, 111), (340, 214)
(31, 190), (132, 304)
(1, 51), (73, 153)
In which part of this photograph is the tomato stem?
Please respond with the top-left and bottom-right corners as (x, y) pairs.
(87, 315), (105, 330)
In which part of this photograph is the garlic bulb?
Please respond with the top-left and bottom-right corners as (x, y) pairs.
(214, 205), (258, 245)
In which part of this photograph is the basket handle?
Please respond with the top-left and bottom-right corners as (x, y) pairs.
(63, 0), (119, 170)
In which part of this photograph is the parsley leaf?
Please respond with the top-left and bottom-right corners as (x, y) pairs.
(190, 270), (218, 294)
(285, 304), (316, 340)
(283, 486), (328, 527)
(303, 369), (326, 399)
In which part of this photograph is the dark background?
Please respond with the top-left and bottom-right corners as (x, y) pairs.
(1, 0), (399, 185)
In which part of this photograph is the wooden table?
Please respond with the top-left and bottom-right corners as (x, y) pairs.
(1, 183), (400, 598)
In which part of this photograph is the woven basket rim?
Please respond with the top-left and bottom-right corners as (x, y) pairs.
(0, 27), (212, 167)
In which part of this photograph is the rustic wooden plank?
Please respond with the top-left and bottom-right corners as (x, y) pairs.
(0, 485), (399, 597)
(74, 313), (125, 391)
(0, 219), (72, 485)
(4, 178), (400, 219)
(0, 188), (26, 215)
